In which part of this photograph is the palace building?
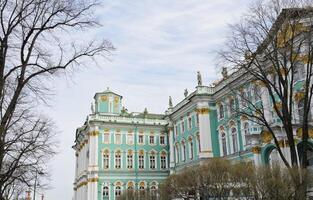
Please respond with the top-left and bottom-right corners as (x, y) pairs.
(73, 8), (313, 200)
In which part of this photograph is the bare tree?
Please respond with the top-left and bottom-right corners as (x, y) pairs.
(0, 0), (114, 199)
(219, 0), (313, 168)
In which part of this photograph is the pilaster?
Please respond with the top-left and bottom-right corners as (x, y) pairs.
(196, 103), (213, 158)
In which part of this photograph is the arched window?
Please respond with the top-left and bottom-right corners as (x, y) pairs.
(221, 132), (227, 156)
(241, 91), (248, 107)
(219, 104), (224, 119)
(139, 182), (145, 196)
(127, 150), (133, 169)
(115, 151), (121, 169)
(253, 85), (261, 102)
(102, 186), (109, 199)
(150, 182), (157, 197)
(149, 152), (156, 169)
(231, 128), (238, 153)
(138, 150), (144, 169)
(103, 150), (109, 169)
(243, 122), (250, 145)
(230, 99), (235, 114)
(298, 99), (304, 122)
(160, 152), (167, 169)
(244, 122), (250, 135)
(115, 185), (121, 197)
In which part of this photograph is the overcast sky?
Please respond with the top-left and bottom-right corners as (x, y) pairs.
(44, 1), (250, 199)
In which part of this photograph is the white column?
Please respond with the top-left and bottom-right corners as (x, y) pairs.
(197, 103), (213, 158)
(168, 126), (175, 169)
(87, 126), (99, 200)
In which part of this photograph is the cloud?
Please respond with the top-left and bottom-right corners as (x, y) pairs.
(45, 1), (250, 199)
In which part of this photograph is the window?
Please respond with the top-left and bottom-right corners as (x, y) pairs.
(139, 184), (145, 196)
(181, 121), (185, 133)
(103, 186), (109, 198)
(161, 154), (167, 169)
(253, 85), (261, 102)
(230, 99), (236, 114)
(103, 133), (109, 144)
(244, 122), (250, 135)
(231, 128), (238, 153)
(115, 152), (121, 169)
(149, 155), (156, 169)
(127, 134), (133, 144)
(188, 117), (192, 129)
(103, 153), (109, 169)
(115, 186), (121, 197)
(160, 136), (165, 145)
(115, 134), (121, 144)
(241, 91), (248, 107)
(150, 185), (157, 197)
(127, 152), (133, 169)
(139, 153), (144, 169)
(175, 125), (178, 136)
(189, 140), (194, 160)
(138, 135), (144, 144)
(149, 135), (155, 144)
(219, 104), (224, 119)
(221, 132), (227, 156)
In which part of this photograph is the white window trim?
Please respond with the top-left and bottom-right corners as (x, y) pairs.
(114, 151), (122, 169)
(103, 132), (110, 144)
(138, 134), (145, 145)
(160, 153), (167, 170)
(115, 133), (122, 144)
(102, 183), (110, 198)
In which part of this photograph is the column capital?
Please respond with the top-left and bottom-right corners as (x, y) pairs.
(195, 108), (210, 114)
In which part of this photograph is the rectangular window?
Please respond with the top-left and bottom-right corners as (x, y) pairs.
(127, 134), (133, 145)
(103, 154), (109, 169)
(188, 117), (192, 130)
(181, 121), (185, 133)
(127, 155), (133, 169)
(175, 125), (178, 136)
(103, 133), (109, 144)
(139, 155), (144, 169)
(115, 134), (121, 144)
(160, 136), (165, 145)
(115, 154), (121, 169)
(161, 156), (166, 169)
(138, 135), (144, 144)
(149, 155), (155, 169)
(196, 114), (199, 126)
(149, 136), (155, 144)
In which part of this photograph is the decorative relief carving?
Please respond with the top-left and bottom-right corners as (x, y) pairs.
(196, 108), (210, 114)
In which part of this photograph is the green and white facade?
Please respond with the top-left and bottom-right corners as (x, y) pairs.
(73, 10), (313, 200)
(72, 75), (313, 200)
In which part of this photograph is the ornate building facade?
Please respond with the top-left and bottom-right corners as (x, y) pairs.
(73, 8), (313, 200)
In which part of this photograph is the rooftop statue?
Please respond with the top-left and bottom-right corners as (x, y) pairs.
(184, 89), (188, 97)
(169, 96), (173, 108)
(197, 71), (202, 86)
(90, 102), (94, 113)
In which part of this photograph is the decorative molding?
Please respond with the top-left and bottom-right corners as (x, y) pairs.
(251, 146), (261, 154)
(196, 108), (210, 114)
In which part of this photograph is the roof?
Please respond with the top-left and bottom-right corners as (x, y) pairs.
(94, 87), (123, 99)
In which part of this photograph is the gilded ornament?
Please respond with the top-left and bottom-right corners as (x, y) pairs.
(251, 146), (261, 154)
(196, 108), (210, 114)
(261, 131), (273, 144)
(100, 95), (107, 101)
